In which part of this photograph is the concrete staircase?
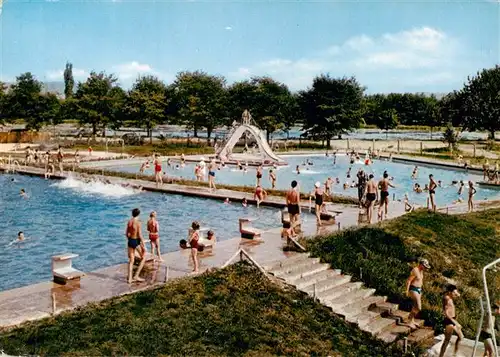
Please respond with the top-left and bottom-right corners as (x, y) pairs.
(265, 253), (435, 344)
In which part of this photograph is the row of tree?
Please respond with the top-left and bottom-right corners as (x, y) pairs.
(0, 64), (499, 142)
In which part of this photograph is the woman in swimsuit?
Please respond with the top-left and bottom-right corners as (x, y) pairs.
(147, 211), (162, 262)
(312, 182), (324, 226)
(154, 155), (163, 187)
(189, 221), (200, 273)
(468, 181), (476, 212)
(256, 165), (263, 186)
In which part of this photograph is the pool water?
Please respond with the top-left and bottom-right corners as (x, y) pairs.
(0, 174), (281, 292)
(104, 154), (499, 207)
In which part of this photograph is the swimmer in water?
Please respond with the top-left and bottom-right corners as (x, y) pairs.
(20, 189), (28, 199)
(224, 198), (230, 204)
(411, 166), (418, 179)
(17, 231), (25, 241)
(242, 198), (248, 207)
(457, 180), (465, 198)
(254, 185), (267, 207)
(325, 177), (333, 195)
(296, 165), (301, 175)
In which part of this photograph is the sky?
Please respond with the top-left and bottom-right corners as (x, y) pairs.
(0, 0), (499, 94)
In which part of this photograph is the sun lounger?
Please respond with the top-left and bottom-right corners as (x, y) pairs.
(52, 253), (85, 284)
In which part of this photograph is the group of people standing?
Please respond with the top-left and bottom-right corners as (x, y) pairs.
(125, 207), (217, 282)
(24, 146), (68, 178)
(125, 208), (163, 283)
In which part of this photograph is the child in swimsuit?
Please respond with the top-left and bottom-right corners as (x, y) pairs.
(147, 211), (162, 261)
(189, 221), (200, 273)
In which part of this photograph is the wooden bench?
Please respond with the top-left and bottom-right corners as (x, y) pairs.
(52, 253), (85, 285)
(239, 218), (262, 239)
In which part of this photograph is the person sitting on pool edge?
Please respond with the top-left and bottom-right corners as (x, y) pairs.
(179, 230), (216, 252)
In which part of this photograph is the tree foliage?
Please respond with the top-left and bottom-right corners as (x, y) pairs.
(125, 75), (168, 143)
(227, 77), (296, 140)
(459, 66), (500, 140)
(442, 124), (459, 151)
(299, 75), (364, 146)
(363, 93), (438, 128)
(63, 62), (75, 99)
(171, 71), (227, 138)
(0, 82), (8, 125)
(72, 71), (125, 137)
(7, 73), (48, 130)
(3, 63), (500, 141)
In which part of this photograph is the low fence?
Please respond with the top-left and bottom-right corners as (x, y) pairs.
(0, 132), (52, 144)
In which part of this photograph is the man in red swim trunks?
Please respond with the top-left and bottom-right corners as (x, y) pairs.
(125, 208), (146, 283)
(147, 211), (163, 262)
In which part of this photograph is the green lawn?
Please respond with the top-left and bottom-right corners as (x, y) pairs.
(303, 209), (500, 337)
(0, 263), (420, 357)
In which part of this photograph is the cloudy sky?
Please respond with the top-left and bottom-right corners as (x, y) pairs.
(0, 0), (498, 93)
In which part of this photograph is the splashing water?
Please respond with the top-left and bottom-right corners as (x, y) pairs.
(52, 177), (139, 198)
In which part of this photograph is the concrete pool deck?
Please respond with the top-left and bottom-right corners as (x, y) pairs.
(0, 165), (412, 330)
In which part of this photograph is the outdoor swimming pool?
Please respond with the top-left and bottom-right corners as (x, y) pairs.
(0, 174), (281, 292)
(103, 154), (499, 207)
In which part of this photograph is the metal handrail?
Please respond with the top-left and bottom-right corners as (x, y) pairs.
(221, 248), (270, 279)
(287, 236), (307, 252)
(480, 257), (500, 357)
(472, 298), (484, 356)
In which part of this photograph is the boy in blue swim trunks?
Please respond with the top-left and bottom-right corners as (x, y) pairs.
(406, 258), (431, 329)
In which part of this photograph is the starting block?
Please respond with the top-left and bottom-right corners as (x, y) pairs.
(239, 218), (262, 239)
(52, 253), (85, 285)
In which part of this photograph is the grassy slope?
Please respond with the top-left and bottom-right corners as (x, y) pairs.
(0, 264), (419, 357)
(305, 210), (500, 337)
